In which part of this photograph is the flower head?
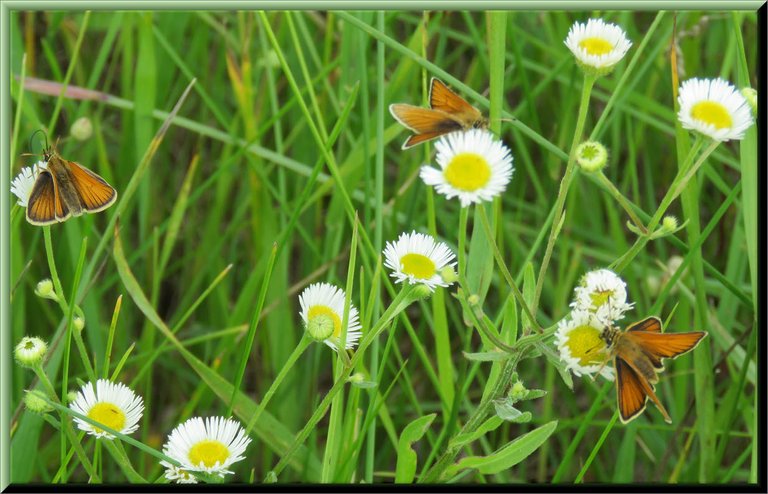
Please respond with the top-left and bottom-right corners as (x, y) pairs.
(299, 282), (362, 352)
(570, 269), (634, 324)
(164, 465), (199, 484)
(160, 416), (251, 479)
(575, 141), (608, 173)
(11, 161), (46, 208)
(677, 78), (754, 142)
(14, 336), (48, 368)
(420, 129), (514, 207)
(555, 310), (614, 380)
(69, 379), (144, 439)
(565, 18), (632, 75)
(383, 231), (456, 291)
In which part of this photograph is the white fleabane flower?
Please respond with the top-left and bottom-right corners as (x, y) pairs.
(420, 129), (514, 207)
(383, 231), (456, 291)
(677, 78), (754, 142)
(164, 465), (198, 484)
(565, 18), (632, 74)
(160, 416), (251, 479)
(11, 161), (46, 208)
(299, 282), (362, 352)
(555, 310), (614, 381)
(571, 269), (634, 324)
(69, 379), (144, 439)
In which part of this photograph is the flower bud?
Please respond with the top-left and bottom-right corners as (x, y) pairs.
(575, 141), (608, 173)
(35, 279), (59, 302)
(70, 117), (93, 141)
(662, 215), (678, 231)
(74, 316), (85, 331)
(411, 284), (433, 300)
(306, 314), (334, 342)
(14, 336), (48, 368)
(349, 372), (365, 384)
(468, 294), (481, 306)
(439, 266), (458, 284)
(741, 87), (757, 115)
(24, 389), (53, 414)
(510, 381), (527, 401)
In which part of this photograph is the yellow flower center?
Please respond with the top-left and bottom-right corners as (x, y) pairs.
(400, 253), (437, 279)
(308, 305), (342, 338)
(444, 153), (491, 191)
(589, 290), (613, 309)
(88, 402), (126, 433)
(579, 37), (614, 56)
(691, 101), (733, 129)
(188, 440), (230, 468)
(565, 325), (606, 366)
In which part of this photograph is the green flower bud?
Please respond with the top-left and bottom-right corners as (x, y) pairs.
(575, 141), (608, 173)
(70, 117), (93, 141)
(741, 87), (757, 115)
(24, 390), (53, 414)
(307, 314), (334, 342)
(35, 279), (59, 302)
(14, 336), (47, 368)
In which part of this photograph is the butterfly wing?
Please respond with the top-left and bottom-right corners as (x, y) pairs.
(65, 160), (117, 213)
(429, 78), (483, 124)
(625, 330), (707, 360)
(627, 317), (662, 333)
(401, 131), (449, 149)
(615, 357), (648, 423)
(389, 104), (463, 133)
(26, 170), (70, 225)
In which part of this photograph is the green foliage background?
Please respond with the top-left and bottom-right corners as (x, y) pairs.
(8, 9), (759, 484)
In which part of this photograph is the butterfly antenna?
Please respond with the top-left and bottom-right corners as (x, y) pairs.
(28, 129), (49, 155)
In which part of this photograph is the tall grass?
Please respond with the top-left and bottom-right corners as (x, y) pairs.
(8, 10), (758, 484)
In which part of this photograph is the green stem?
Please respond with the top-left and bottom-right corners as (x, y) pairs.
(43, 226), (69, 312)
(612, 139), (718, 273)
(33, 367), (101, 482)
(532, 74), (596, 314)
(271, 285), (415, 477)
(458, 206), (469, 277)
(476, 205), (541, 333)
(594, 171), (646, 233)
(245, 336), (312, 437)
(421, 355), (518, 482)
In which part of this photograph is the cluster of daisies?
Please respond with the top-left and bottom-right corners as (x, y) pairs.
(555, 269), (634, 380)
(68, 379), (250, 484)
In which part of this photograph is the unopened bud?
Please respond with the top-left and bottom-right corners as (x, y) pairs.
(306, 314), (334, 341)
(24, 390), (53, 414)
(575, 141), (608, 173)
(742, 87), (757, 115)
(70, 117), (93, 141)
(35, 279), (58, 302)
(14, 336), (47, 368)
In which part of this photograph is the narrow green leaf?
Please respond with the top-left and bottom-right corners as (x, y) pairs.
(395, 413), (437, 483)
(449, 416), (504, 450)
(446, 420), (557, 477)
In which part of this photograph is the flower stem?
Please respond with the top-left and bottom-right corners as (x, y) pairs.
(532, 74), (596, 315)
(270, 284), (415, 478)
(594, 171), (646, 233)
(613, 138), (718, 273)
(244, 335), (311, 436)
(421, 354), (519, 482)
(43, 226), (69, 312)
